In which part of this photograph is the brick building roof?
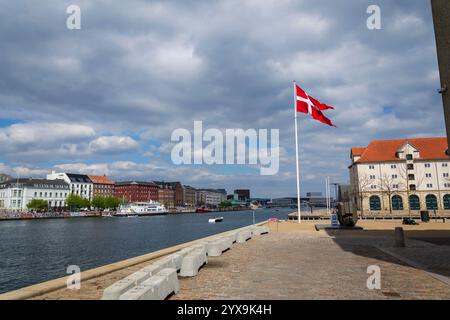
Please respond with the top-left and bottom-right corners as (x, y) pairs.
(88, 175), (114, 185)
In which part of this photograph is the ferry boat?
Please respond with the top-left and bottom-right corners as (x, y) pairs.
(114, 201), (168, 217)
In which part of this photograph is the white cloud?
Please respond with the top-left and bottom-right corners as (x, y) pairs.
(89, 136), (139, 154)
(0, 122), (95, 146)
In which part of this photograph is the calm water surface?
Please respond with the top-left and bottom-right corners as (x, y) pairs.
(0, 208), (293, 293)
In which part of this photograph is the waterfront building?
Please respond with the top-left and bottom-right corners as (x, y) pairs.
(183, 185), (197, 207)
(271, 197), (297, 207)
(234, 189), (250, 201)
(153, 181), (176, 208)
(195, 189), (227, 207)
(47, 172), (93, 200)
(115, 181), (159, 202)
(250, 198), (271, 206)
(305, 192), (328, 207)
(0, 178), (70, 211)
(349, 137), (450, 213)
(88, 175), (115, 198)
(153, 181), (184, 207)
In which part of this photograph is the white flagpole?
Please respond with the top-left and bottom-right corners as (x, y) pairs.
(293, 81), (301, 224)
(325, 177), (329, 215)
(327, 176), (331, 215)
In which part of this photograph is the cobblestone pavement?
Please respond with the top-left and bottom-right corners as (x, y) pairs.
(170, 232), (450, 300)
(29, 222), (450, 300)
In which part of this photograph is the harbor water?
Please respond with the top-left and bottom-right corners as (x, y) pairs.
(0, 208), (293, 294)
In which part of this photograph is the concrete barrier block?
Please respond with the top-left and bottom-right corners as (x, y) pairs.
(207, 237), (232, 257)
(179, 247), (195, 257)
(101, 278), (136, 300)
(228, 231), (239, 243)
(168, 253), (184, 271)
(236, 229), (252, 243)
(140, 264), (163, 276)
(158, 267), (180, 294)
(101, 270), (150, 300)
(252, 226), (270, 236)
(153, 256), (176, 270)
(179, 249), (208, 277)
(119, 275), (166, 300)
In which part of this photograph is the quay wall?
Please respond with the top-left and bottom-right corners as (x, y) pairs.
(0, 221), (268, 300)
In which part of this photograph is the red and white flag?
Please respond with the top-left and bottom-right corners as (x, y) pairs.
(295, 84), (336, 127)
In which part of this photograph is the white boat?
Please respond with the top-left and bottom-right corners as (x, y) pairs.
(114, 201), (168, 217)
(208, 217), (224, 223)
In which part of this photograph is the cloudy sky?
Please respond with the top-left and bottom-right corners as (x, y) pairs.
(0, 0), (445, 198)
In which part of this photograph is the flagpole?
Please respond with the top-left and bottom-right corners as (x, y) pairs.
(293, 81), (301, 224)
(325, 177), (328, 215)
(327, 176), (330, 215)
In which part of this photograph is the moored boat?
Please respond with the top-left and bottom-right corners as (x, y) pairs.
(208, 217), (224, 223)
(113, 201), (168, 217)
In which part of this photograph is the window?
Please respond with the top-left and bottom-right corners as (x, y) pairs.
(408, 174), (415, 180)
(406, 154), (413, 160)
(370, 185), (377, 189)
(426, 173), (432, 178)
(391, 164), (397, 169)
(369, 196), (381, 211)
(369, 165), (375, 170)
(407, 164), (414, 170)
(443, 163), (449, 167)
(370, 175), (376, 179)
(393, 184), (399, 189)
(409, 195), (420, 210)
(445, 183), (450, 188)
(409, 184), (416, 191)
(34, 192), (37, 197)
(425, 163), (431, 168)
(426, 195), (438, 210)
(392, 195), (404, 210)
(444, 173), (449, 178)
(427, 183), (433, 188)
(392, 174), (398, 179)
(444, 195), (450, 210)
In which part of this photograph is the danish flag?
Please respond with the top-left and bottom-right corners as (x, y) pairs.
(295, 84), (336, 127)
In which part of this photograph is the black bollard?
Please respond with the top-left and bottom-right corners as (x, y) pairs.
(394, 227), (405, 247)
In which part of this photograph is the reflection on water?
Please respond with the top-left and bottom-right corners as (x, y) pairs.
(0, 208), (292, 293)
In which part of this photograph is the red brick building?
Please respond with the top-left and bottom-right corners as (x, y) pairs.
(88, 175), (115, 198)
(114, 181), (159, 202)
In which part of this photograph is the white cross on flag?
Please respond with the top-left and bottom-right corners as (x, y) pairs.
(295, 84), (336, 127)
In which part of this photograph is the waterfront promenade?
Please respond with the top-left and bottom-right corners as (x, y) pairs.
(1, 220), (450, 300)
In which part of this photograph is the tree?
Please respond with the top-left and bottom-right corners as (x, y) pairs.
(66, 194), (91, 210)
(352, 174), (372, 217)
(104, 196), (122, 210)
(380, 173), (396, 214)
(92, 196), (123, 210)
(92, 196), (106, 209)
(27, 199), (48, 211)
(219, 201), (232, 208)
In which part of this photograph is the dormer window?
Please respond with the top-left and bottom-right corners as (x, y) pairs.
(406, 154), (413, 160)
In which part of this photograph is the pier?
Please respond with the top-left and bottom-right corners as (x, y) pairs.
(2, 219), (450, 300)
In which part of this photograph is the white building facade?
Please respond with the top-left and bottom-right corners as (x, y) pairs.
(349, 138), (450, 214)
(196, 189), (227, 207)
(0, 179), (70, 211)
(47, 172), (93, 200)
